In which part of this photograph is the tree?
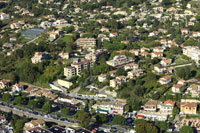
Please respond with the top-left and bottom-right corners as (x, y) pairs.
(175, 34), (184, 44)
(134, 119), (147, 126)
(172, 107), (179, 116)
(77, 112), (91, 129)
(180, 126), (194, 133)
(2, 93), (11, 103)
(95, 113), (107, 124)
(14, 96), (23, 105)
(176, 66), (191, 80)
(162, 0), (172, 6)
(116, 67), (126, 76)
(155, 121), (169, 132)
(135, 123), (159, 133)
(61, 108), (70, 117)
(112, 115), (126, 125)
(28, 99), (38, 109)
(42, 102), (52, 114)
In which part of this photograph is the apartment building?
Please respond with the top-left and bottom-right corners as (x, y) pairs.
(64, 59), (93, 79)
(64, 66), (76, 79)
(76, 38), (96, 51)
(85, 49), (108, 62)
(187, 84), (200, 97)
(160, 100), (175, 114)
(180, 102), (197, 115)
(124, 63), (139, 71)
(183, 46), (200, 64)
(172, 84), (183, 93)
(24, 120), (45, 130)
(31, 52), (51, 64)
(143, 100), (161, 112)
(106, 55), (133, 67)
(0, 13), (10, 20)
(0, 80), (10, 89)
(94, 99), (126, 115)
(110, 76), (127, 88)
(158, 75), (172, 85)
(127, 69), (144, 79)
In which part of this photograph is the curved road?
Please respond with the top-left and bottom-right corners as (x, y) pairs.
(0, 101), (79, 127)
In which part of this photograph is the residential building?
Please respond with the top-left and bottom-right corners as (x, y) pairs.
(50, 79), (73, 92)
(48, 125), (66, 133)
(71, 59), (93, 76)
(183, 46), (200, 64)
(129, 49), (139, 56)
(187, 84), (200, 97)
(151, 52), (163, 59)
(180, 102), (197, 115)
(31, 52), (51, 64)
(160, 59), (172, 66)
(64, 66), (76, 79)
(23, 87), (39, 94)
(29, 88), (58, 100)
(0, 80), (10, 89)
(153, 66), (167, 73)
(177, 80), (187, 86)
(76, 128), (91, 133)
(172, 84), (183, 93)
(0, 13), (9, 20)
(153, 46), (164, 52)
(64, 59), (93, 79)
(66, 127), (76, 133)
(127, 69), (144, 79)
(0, 115), (6, 124)
(55, 95), (82, 106)
(94, 99), (126, 115)
(124, 63), (139, 71)
(98, 74), (107, 82)
(109, 32), (118, 37)
(109, 70), (117, 77)
(143, 100), (161, 112)
(12, 83), (25, 92)
(85, 49), (108, 62)
(180, 118), (200, 130)
(76, 38), (96, 51)
(106, 55), (133, 67)
(160, 100), (175, 114)
(26, 127), (52, 133)
(40, 21), (52, 29)
(158, 75), (172, 85)
(24, 120), (45, 130)
(137, 111), (168, 121)
(59, 52), (69, 59)
(110, 76), (127, 88)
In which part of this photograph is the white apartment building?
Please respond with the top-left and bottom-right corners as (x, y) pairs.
(76, 38), (96, 51)
(31, 52), (51, 64)
(127, 69), (144, 79)
(64, 59), (93, 79)
(64, 66), (76, 79)
(183, 46), (200, 64)
(106, 55), (133, 67)
(124, 63), (139, 71)
(0, 13), (10, 20)
(94, 100), (126, 115)
(110, 76), (127, 88)
(85, 49), (108, 62)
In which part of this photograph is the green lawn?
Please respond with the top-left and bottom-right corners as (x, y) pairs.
(174, 57), (190, 65)
(60, 35), (74, 43)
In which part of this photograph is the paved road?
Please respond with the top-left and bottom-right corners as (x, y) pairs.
(0, 101), (79, 127)
(173, 63), (192, 68)
(27, 35), (40, 44)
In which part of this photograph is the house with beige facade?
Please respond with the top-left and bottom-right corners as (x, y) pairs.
(180, 102), (197, 115)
